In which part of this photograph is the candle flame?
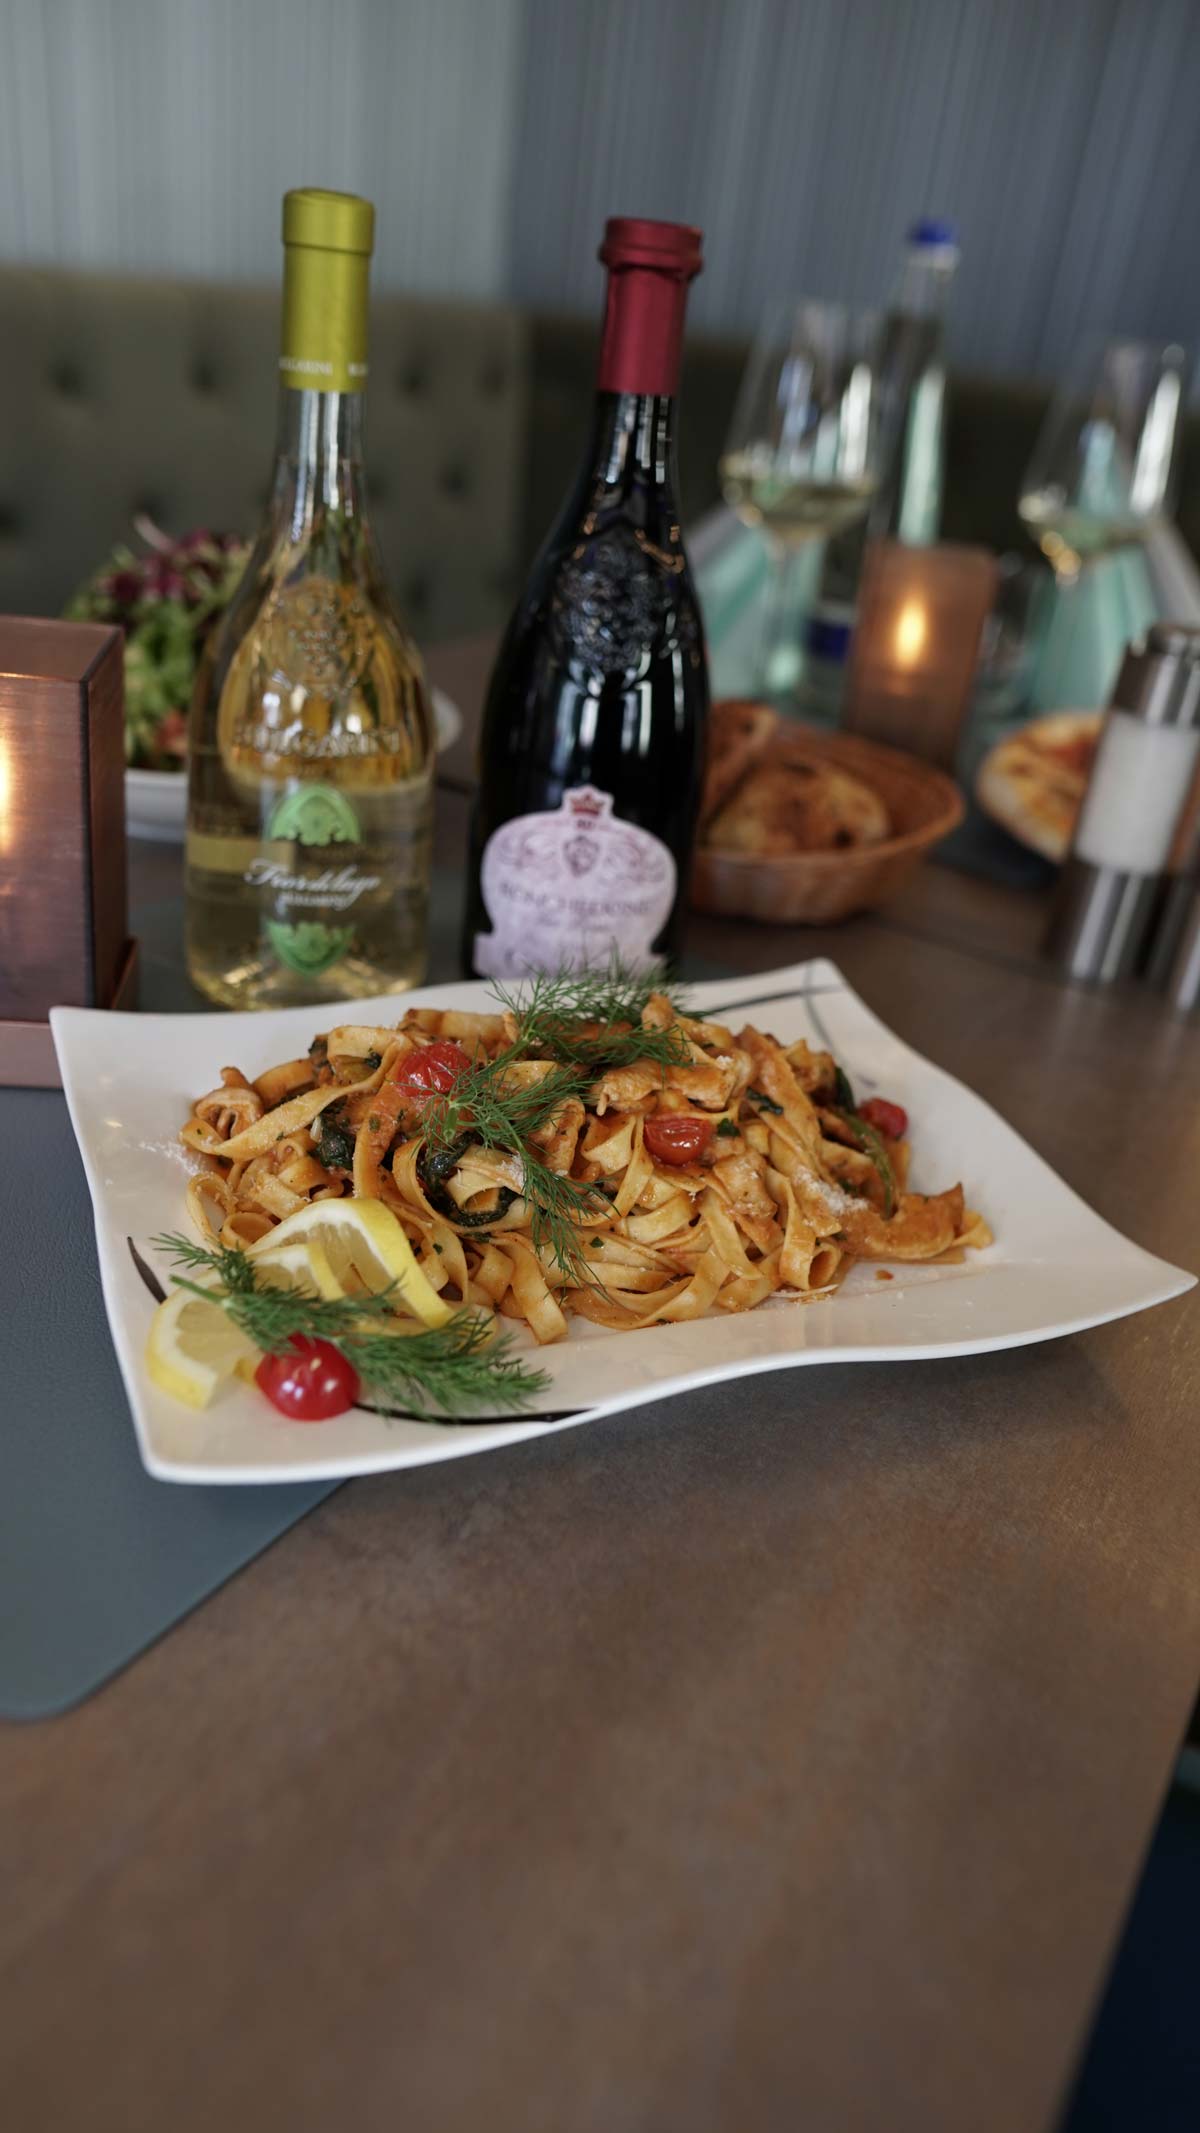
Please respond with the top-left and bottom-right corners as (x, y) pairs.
(893, 599), (928, 669)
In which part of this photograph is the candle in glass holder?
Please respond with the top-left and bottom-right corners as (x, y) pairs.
(0, 617), (134, 1084)
(842, 541), (998, 768)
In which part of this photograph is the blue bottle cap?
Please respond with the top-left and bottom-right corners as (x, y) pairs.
(908, 217), (958, 249)
(805, 612), (854, 664)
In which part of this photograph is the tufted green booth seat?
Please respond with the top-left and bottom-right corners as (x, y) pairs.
(0, 267), (529, 643)
(1, 268), (1196, 645)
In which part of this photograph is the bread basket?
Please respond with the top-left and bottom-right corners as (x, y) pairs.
(690, 722), (964, 926)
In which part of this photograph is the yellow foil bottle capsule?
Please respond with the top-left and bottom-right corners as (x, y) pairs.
(279, 187), (373, 395)
(185, 189), (435, 1011)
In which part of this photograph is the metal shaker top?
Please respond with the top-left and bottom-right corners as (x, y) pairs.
(1113, 623), (1200, 728)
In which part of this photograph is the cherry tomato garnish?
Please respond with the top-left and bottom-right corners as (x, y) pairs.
(643, 1113), (715, 1167)
(255, 1337), (361, 1422)
(391, 1040), (471, 1111)
(858, 1097), (908, 1140)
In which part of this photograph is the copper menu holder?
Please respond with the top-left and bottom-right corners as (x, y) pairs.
(842, 541), (998, 770)
(0, 617), (137, 1087)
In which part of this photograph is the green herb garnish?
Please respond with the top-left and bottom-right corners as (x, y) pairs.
(716, 1116), (740, 1139)
(420, 1050), (607, 1282)
(316, 1109), (355, 1172)
(152, 1234), (549, 1422)
(747, 1087), (784, 1115)
(833, 1111), (895, 1216)
(833, 1065), (856, 1112)
(493, 959), (689, 1076)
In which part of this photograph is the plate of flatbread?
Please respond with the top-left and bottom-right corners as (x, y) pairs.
(975, 710), (1101, 863)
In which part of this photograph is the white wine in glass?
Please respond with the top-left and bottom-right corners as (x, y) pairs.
(1018, 338), (1188, 580)
(717, 458), (878, 545)
(721, 301), (884, 691)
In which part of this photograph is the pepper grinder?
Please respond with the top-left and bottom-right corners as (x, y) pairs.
(1043, 623), (1200, 983)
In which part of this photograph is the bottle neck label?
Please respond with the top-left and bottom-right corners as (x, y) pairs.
(473, 786), (676, 978)
(280, 244), (369, 394)
(597, 265), (690, 397)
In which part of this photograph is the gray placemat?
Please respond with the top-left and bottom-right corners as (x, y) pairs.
(2, 869), (471, 1721)
(3, 860), (728, 1721)
(2, 1085), (335, 1719)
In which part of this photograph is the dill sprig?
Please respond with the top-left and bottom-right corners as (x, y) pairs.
(151, 1234), (551, 1422)
(413, 960), (698, 1282)
(493, 951), (681, 1028)
(418, 1052), (608, 1284)
(349, 1314), (546, 1419)
(492, 957), (689, 1073)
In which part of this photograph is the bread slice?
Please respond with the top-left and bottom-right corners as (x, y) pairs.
(975, 710), (1100, 863)
(706, 757), (891, 857)
(701, 699), (779, 824)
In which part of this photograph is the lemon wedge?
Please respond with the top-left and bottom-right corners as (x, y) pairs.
(145, 1287), (258, 1410)
(248, 1198), (452, 1329)
(247, 1238), (319, 1295)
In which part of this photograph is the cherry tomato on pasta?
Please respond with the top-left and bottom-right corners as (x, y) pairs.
(392, 1040), (471, 1109)
(643, 1113), (714, 1167)
(858, 1097), (908, 1140)
(255, 1337), (361, 1422)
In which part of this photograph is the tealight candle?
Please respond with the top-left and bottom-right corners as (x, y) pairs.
(842, 540), (998, 769)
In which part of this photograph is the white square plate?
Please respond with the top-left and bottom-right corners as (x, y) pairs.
(53, 960), (1194, 1486)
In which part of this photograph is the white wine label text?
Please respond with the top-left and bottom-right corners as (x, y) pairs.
(244, 858), (381, 913)
(230, 722), (411, 762)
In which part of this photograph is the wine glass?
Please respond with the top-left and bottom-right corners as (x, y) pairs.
(1019, 338), (1188, 578)
(1018, 338), (1189, 711)
(720, 301), (885, 698)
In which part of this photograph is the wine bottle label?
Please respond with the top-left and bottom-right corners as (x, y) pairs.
(247, 784), (381, 976)
(474, 787), (676, 977)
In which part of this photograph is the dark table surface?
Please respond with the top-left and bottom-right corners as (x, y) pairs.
(4, 635), (1200, 2133)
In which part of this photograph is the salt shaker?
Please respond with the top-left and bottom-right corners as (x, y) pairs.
(1043, 623), (1200, 983)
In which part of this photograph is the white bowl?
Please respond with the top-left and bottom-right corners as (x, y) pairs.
(125, 687), (464, 843)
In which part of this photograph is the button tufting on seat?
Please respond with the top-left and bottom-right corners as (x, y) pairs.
(132, 496), (164, 524)
(368, 475), (387, 503)
(479, 362), (506, 396)
(192, 360), (218, 394)
(51, 361), (84, 398)
(404, 576), (430, 613)
(0, 505), (21, 537)
(441, 464), (469, 499)
(398, 364), (429, 396)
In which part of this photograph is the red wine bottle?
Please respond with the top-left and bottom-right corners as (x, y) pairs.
(463, 216), (708, 978)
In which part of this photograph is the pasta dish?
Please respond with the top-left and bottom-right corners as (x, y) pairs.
(178, 971), (990, 1351)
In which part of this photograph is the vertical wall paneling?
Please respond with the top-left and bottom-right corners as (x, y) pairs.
(0, 0), (523, 297)
(0, 0), (1196, 382)
(507, 0), (1200, 382)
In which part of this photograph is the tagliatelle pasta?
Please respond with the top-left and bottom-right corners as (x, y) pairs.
(179, 986), (991, 1344)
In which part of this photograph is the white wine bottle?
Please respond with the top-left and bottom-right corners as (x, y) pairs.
(186, 188), (433, 1010)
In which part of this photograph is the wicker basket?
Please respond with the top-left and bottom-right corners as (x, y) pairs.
(690, 722), (964, 926)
